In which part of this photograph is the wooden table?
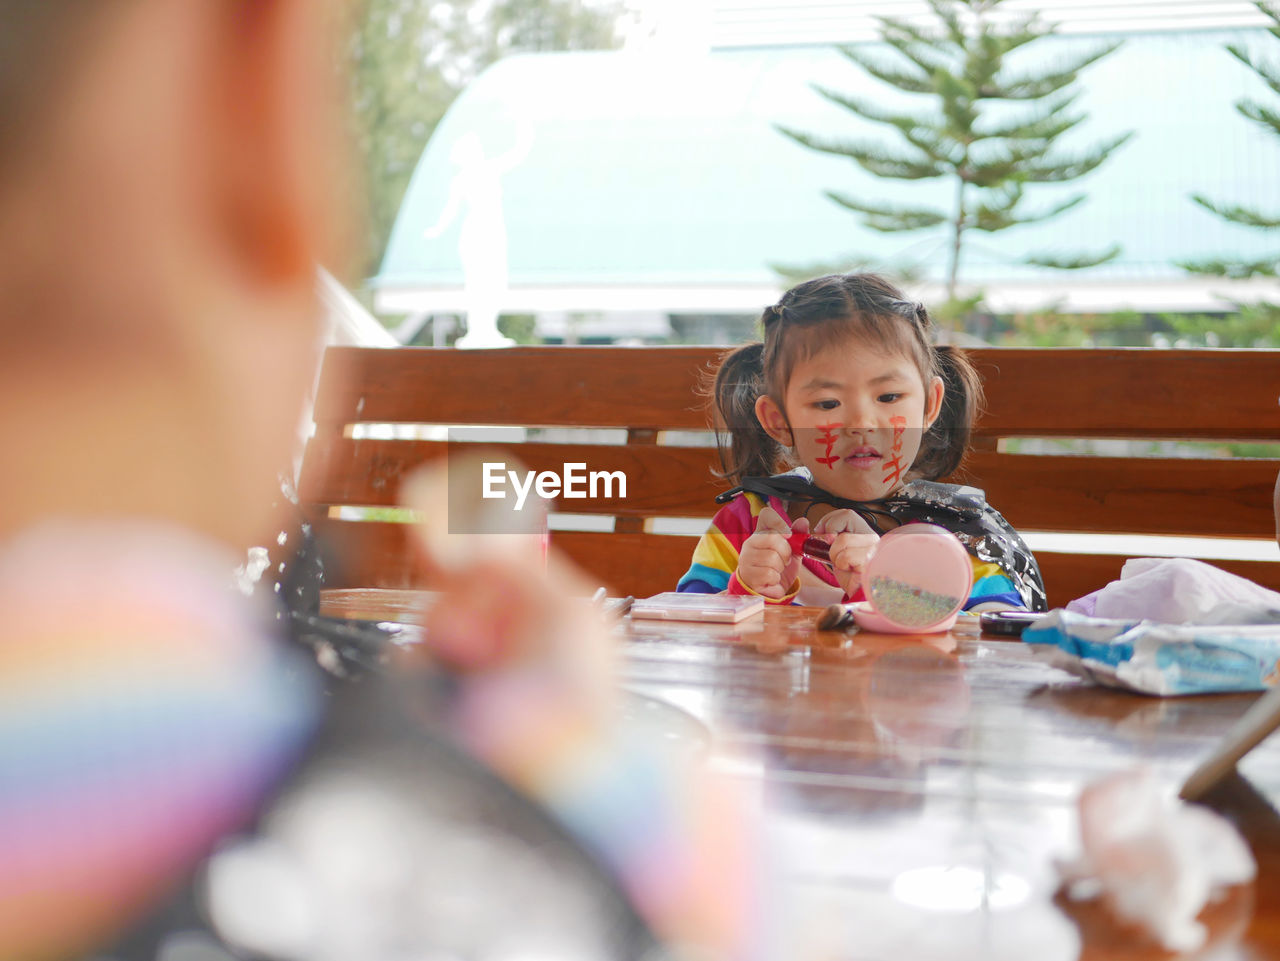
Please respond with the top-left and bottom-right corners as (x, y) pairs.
(320, 590), (1280, 960)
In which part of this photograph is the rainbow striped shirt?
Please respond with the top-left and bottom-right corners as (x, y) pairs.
(677, 490), (1025, 609)
(0, 521), (319, 961)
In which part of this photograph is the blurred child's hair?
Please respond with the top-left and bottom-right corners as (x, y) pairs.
(0, 4), (113, 167)
(710, 273), (982, 487)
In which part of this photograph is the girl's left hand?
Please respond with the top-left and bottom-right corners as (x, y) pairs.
(812, 509), (880, 598)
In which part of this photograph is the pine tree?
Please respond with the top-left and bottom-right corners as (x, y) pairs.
(1181, 0), (1280, 336)
(778, 0), (1131, 302)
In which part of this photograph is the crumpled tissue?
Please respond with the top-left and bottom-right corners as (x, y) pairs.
(1060, 770), (1255, 952)
(1067, 557), (1280, 626)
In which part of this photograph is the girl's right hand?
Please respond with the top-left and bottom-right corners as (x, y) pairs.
(812, 509), (880, 598)
(737, 507), (807, 599)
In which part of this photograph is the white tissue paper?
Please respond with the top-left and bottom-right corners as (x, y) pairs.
(1060, 770), (1256, 952)
(1068, 557), (1280, 626)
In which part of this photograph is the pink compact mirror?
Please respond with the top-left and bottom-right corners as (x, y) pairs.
(849, 523), (971, 634)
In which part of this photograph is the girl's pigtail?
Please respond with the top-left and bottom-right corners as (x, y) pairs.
(914, 344), (983, 480)
(708, 342), (782, 483)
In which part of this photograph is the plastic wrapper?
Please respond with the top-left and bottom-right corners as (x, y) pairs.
(1023, 610), (1280, 695)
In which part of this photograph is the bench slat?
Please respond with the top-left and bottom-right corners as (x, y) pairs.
(1033, 552), (1280, 610)
(312, 346), (716, 430)
(312, 346), (1280, 439)
(962, 451), (1280, 538)
(297, 438), (725, 517)
(972, 349), (1280, 440)
(300, 434), (1278, 538)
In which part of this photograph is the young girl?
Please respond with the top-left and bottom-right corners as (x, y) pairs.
(677, 273), (1046, 611)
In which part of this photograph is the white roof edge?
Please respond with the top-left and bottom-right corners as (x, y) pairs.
(374, 276), (1277, 317)
(374, 285), (785, 315)
(706, 1), (1277, 48)
(317, 266), (398, 346)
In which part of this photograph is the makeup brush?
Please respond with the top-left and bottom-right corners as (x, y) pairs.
(817, 603), (858, 632)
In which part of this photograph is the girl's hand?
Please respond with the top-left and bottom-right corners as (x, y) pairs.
(737, 507), (808, 599)
(812, 509), (880, 598)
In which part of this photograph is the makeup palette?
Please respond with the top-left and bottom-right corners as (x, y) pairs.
(848, 523), (971, 634)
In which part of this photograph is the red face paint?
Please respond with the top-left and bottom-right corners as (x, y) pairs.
(815, 422), (841, 468)
(890, 416), (906, 448)
(882, 453), (905, 487)
(882, 415), (908, 486)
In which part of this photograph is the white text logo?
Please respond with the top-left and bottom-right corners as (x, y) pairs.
(482, 462), (628, 510)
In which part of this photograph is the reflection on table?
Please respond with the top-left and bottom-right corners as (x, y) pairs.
(320, 590), (1280, 961)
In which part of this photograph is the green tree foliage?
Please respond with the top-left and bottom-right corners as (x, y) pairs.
(1163, 306), (1280, 347)
(778, 0), (1131, 301)
(497, 313), (541, 344)
(993, 306), (1280, 349)
(487, 0), (624, 57)
(345, 0), (621, 280)
(346, 1), (477, 280)
(997, 306), (1147, 346)
(1181, 1), (1280, 331)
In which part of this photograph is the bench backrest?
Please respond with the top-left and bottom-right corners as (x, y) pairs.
(298, 346), (1280, 608)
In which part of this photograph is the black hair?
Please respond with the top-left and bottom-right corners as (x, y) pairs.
(710, 272), (983, 487)
(0, 3), (127, 170)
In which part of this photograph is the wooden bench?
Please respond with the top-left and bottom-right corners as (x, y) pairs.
(298, 346), (1280, 609)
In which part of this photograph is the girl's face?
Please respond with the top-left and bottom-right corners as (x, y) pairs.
(754, 341), (944, 502)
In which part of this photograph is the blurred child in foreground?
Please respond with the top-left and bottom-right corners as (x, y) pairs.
(0, 2), (753, 959)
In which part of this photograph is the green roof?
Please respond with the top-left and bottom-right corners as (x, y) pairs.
(376, 31), (1280, 311)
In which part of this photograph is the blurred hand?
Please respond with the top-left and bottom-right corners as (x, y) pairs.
(737, 507), (807, 599)
(400, 461), (759, 961)
(416, 552), (616, 710)
(399, 460), (616, 720)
